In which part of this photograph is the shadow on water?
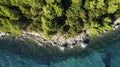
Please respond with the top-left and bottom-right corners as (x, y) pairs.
(0, 27), (120, 65)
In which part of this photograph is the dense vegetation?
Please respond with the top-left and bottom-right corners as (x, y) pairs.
(0, 0), (120, 37)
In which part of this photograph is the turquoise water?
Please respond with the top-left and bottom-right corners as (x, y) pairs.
(0, 29), (120, 67)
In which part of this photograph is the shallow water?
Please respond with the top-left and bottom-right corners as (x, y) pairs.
(0, 28), (120, 67)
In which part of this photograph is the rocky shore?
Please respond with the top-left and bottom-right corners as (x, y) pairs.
(0, 18), (120, 51)
(0, 30), (90, 51)
(22, 30), (90, 50)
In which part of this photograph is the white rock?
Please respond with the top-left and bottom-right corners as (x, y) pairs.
(51, 41), (56, 46)
(81, 42), (88, 48)
(103, 30), (107, 33)
(1, 32), (6, 36)
(114, 18), (120, 25)
(59, 46), (65, 51)
(0, 34), (2, 37)
(115, 26), (119, 29)
(38, 43), (43, 46)
(70, 45), (73, 48)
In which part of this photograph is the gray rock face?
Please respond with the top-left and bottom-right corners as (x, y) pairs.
(113, 18), (120, 30)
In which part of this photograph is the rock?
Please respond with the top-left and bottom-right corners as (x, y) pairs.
(59, 46), (65, 51)
(38, 43), (43, 46)
(67, 39), (75, 45)
(81, 42), (88, 48)
(62, 43), (68, 48)
(71, 40), (77, 46)
(103, 30), (107, 33)
(80, 39), (89, 48)
(14, 31), (90, 49)
(113, 18), (120, 30)
(70, 45), (73, 48)
(83, 39), (90, 44)
(114, 18), (120, 25)
(51, 41), (57, 46)
(0, 32), (8, 37)
(115, 26), (119, 29)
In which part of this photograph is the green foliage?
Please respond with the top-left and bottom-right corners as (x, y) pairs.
(42, 4), (63, 20)
(0, 0), (11, 5)
(41, 17), (57, 38)
(115, 9), (120, 18)
(0, 0), (120, 38)
(84, 0), (89, 10)
(43, 5), (62, 20)
(64, 2), (86, 36)
(46, 0), (55, 3)
(0, 6), (20, 20)
(0, 19), (22, 35)
(41, 1), (63, 37)
(104, 17), (112, 24)
(107, 0), (119, 14)
(72, 0), (81, 5)
(88, 28), (99, 35)
(103, 17), (112, 30)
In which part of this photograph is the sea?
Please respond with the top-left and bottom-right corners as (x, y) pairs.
(0, 28), (120, 67)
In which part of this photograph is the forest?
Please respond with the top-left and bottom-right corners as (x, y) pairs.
(0, 0), (120, 38)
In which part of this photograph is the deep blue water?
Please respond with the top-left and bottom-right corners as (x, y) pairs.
(0, 28), (120, 67)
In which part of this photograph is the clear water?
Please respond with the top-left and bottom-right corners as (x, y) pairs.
(0, 29), (120, 67)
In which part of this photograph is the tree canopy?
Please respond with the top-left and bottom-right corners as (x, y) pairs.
(0, 0), (120, 37)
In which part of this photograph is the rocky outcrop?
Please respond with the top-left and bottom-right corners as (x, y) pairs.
(0, 32), (9, 37)
(113, 18), (120, 30)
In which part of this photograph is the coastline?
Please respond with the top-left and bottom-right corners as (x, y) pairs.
(0, 18), (120, 51)
(0, 25), (120, 67)
(22, 30), (90, 50)
(0, 30), (89, 50)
